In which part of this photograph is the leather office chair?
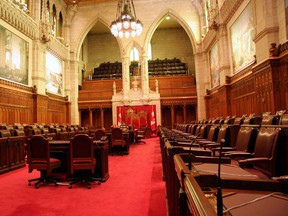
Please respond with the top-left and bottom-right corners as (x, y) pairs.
(236, 127), (281, 178)
(69, 134), (100, 189)
(111, 127), (127, 155)
(135, 129), (146, 144)
(27, 135), (61, 189)
(195, 124), (219, 146)
(213, 125), (258, 157)
(198, 124), (230, 149)
(94, 129), (106, 141)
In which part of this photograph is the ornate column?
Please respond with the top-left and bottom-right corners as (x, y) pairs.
(141, 52), (149, 98)
(69, 57), (79, 124)
(194, 51), (208, 120)
(217, 25), (230, 85)
(121, 53), (130, 101)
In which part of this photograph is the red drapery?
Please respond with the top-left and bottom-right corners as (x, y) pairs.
(117, 105), (156, 130)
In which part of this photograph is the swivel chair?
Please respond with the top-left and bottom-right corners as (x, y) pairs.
(69, 134), (101, 189)
(27, 135), (61, 189)
(111, 127), (127, 155)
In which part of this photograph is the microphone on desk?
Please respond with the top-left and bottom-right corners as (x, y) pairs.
(217, 139), (225, 216)
(188, 133), (200, 170)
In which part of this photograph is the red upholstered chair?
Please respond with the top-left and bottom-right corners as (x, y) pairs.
(27, 135), (61, 189)
(69, 134), (100, 189)
(111, 127), (127, 155)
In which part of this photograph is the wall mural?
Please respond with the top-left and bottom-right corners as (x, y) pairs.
(46, 52), (63, 95)
(0, 25), (29, 85)
(210, 42), (219, 88)
(230, 2), (255, 73)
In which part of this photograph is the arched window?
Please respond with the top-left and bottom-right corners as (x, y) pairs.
(58, 12), (63, 39)
(52, 5), (57, 37)
(130, 47), (139, 61)
(46, 1), (50, 21)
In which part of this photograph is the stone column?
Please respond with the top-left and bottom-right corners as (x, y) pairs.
(31, 40), (46, 94)
(194, 50), (209, 120)
(141, 53), (149, 98)
(122, 54), (130, 101)
(218, 25), (230, 85)
(69, 57), (79, 124)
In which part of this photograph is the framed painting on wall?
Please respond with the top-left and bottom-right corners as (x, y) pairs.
(230, 2), (255, 73)
(0, 25), (29, 85)
(210, 42), (219, 88)
(46, 52), (63, 95)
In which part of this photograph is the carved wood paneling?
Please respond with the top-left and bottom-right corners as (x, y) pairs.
(230, 76), (256, 116)
(205, 52), (288, 118)
(205, 85), (229, 118)
(0, 78), (70, 125)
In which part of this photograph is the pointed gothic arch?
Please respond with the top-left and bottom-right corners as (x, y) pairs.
(143, 9), (198, 57)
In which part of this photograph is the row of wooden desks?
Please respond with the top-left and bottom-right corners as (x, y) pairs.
(174, 153), (288, 216)
(49, 140), (109, 182)
(160, 133), (288, 216)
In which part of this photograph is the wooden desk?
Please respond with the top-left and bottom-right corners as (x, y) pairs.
(184, 174), (288, 216)
(173, 153), (288, 216)
(49, 140), (109, 182)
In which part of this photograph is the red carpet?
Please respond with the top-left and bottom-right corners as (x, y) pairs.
(0, 137), (166, 216)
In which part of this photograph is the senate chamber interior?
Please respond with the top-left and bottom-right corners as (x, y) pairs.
(0, 0), (288, 216)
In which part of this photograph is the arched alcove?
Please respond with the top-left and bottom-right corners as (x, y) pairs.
(145, 11), (196, 76)
(79, 20), (121, 81)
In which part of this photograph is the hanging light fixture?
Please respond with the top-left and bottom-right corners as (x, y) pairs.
(110, 0), (143, 39)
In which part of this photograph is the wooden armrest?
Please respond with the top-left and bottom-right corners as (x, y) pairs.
(197, 140), (215, 145)
(205, 143), (220, 149)
(212, 147), (236, 156)
(229, 152), (253, 159)
(191, 155), (231, 164)
(272, 176), (288, 182)
(238, 157), (269, 168)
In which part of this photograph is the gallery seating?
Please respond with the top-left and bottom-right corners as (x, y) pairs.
(92, 58), (188, 80)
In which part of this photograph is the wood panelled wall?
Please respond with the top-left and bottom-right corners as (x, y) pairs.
(0, 79), (70, 125)
(205, 46), (288, 118)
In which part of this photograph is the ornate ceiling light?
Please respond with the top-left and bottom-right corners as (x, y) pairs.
(110, 0), (143, 38)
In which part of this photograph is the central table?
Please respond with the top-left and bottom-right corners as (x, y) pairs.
(49, 139), (109, 182)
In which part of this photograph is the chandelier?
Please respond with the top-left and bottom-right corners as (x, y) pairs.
(110, 0), (143, 38)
